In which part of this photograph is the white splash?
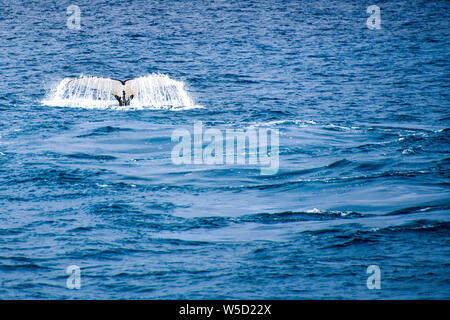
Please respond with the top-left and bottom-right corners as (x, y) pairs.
(42, 74), (202, 110)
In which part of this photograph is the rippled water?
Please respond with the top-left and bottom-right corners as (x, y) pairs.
(0, 0), (449, 299)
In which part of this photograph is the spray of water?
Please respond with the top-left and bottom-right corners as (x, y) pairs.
(42, 74), (201, 110)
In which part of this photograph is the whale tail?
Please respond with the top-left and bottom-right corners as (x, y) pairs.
(113, 91), (135, 106)
(65, 77), (138, 106)
(47, 74), (199, 109)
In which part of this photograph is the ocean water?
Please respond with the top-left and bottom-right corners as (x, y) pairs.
(0, 0), (449, 299)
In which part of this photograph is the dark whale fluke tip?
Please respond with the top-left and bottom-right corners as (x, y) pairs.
(111, 78), (129, 85)
(100, 78), (135, 106)
(113, 89), (134, 106)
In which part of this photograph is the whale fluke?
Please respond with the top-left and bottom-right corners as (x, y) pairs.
(46, 74), (198, 109)
(66, 77), (139, 106)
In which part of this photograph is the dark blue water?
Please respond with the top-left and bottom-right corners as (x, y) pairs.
(0, 0), (449, 299)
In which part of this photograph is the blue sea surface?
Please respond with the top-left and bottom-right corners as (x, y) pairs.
(0, 0), (449, 299)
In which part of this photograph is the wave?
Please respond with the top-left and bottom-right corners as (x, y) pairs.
(75, 126), (133, 138)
